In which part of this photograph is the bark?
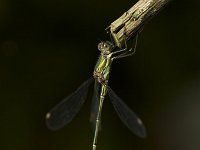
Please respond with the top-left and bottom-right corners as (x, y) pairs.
(106, 0), (172, 48)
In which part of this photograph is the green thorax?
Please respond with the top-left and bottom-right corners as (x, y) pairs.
(94, 53), (112, 84)
(93, 41), (114, 84)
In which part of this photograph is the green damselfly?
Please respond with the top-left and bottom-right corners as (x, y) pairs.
(46, 33), (146, 150)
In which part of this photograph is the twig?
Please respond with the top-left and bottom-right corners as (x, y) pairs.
(106, 0), (172, 48)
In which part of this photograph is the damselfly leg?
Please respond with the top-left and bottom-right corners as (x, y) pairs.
(112, 32), (139, 60)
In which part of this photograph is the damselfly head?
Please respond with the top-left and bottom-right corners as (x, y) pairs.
(98, 41), (113, 54)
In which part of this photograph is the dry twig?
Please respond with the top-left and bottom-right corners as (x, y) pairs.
(106, 0), (172, 48)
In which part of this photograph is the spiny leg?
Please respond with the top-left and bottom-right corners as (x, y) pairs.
(112, 32), (139, 60)
(110, 33), (129, 56)
(92, 84), (107, 150)
(109, 32), (116, 48)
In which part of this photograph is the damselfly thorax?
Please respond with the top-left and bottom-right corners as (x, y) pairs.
(93, 41), (114, 84)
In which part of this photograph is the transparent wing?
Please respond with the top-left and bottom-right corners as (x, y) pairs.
(46, 78), (93, 130)
(90, 80), (101, 132)
(108, 87), (146, 138)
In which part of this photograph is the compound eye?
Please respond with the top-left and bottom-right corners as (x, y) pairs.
(103, 43), (108, 48)
(97, 42), (103, 51)
(98, 42), (107, 51)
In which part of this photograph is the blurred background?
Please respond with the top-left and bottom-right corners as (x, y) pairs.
(1, 0), (200, 150)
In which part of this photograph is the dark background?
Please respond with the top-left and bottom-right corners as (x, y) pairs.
(1, 0), (200, 150)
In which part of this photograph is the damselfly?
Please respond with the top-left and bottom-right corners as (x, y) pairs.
(46, 33), (146, 150)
